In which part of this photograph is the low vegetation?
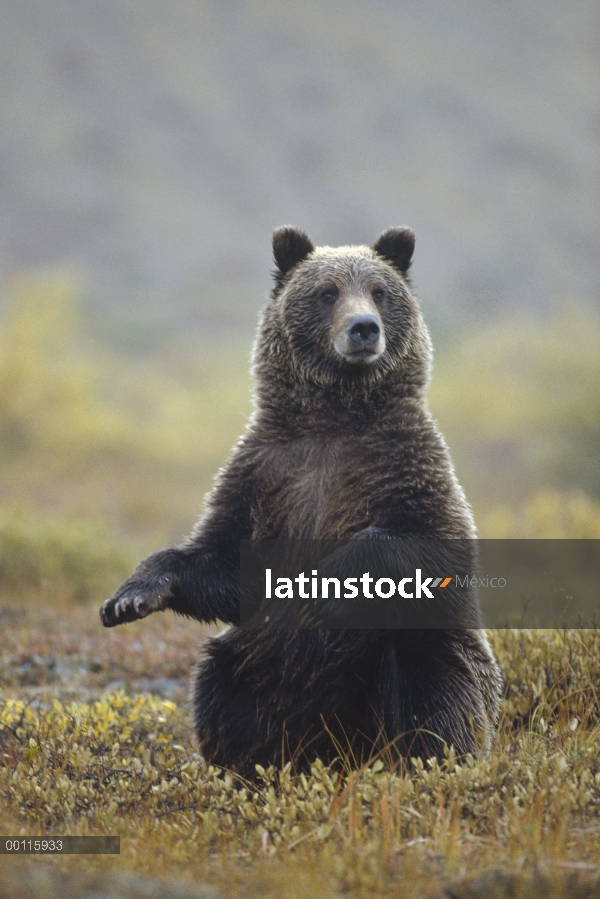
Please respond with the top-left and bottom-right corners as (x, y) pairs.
(1, 278), (600, 896)
(0, 505), (135, 604)
(2, 627), (600, 897)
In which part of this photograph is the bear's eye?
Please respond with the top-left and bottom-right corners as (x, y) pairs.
(372, 287), (385, 304)
(320, 287), (338, 305)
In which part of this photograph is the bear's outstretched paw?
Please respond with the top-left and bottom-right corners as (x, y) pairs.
(100, 576), (172, 628)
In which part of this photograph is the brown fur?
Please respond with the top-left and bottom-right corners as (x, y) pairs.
(100, 226), (502, 775)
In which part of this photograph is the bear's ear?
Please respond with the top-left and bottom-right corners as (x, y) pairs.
(272, 226), (314, 276)
(372, 227), (415, 274)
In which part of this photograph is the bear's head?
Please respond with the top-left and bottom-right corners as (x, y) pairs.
(255, 227), (433, 406)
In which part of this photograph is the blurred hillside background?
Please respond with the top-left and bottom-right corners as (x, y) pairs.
(0, 0), (599, 604)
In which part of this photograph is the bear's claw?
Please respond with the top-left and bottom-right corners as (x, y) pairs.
(100, 593), (137, 627)
(100, 588), (166, 627)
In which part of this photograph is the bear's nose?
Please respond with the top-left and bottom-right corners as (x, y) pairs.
(347, 315), (380, 347)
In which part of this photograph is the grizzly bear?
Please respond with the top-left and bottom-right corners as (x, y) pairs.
(100, 226), (502, 775)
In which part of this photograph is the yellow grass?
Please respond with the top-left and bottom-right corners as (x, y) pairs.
(2, 627), (600, 897)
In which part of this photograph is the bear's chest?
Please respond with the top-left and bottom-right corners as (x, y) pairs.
(252, 437), (375, 540)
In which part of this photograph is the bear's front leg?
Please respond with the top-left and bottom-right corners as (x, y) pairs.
(100, 548), (182, 627)
(100, 537), (242, 627)
(99, 447), (258, 628)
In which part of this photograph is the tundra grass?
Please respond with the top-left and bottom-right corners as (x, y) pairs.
(1, 609), (600, 898)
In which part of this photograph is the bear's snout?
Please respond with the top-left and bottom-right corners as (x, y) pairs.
(347, 314), (380, 348)
(332, 297), (386, 364)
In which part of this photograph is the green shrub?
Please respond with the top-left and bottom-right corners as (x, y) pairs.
(0, 269), (252, 537)
(0, 506), (135, 603)
(480, 489), (600, 538)
(430, 303), (600, 505)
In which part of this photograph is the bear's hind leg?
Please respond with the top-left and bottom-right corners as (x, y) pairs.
(192, 633), (271, 775)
